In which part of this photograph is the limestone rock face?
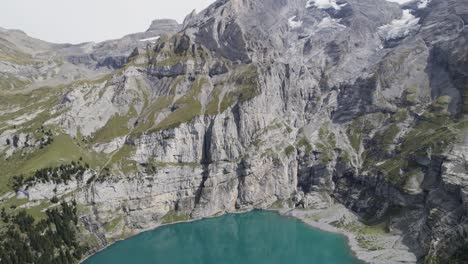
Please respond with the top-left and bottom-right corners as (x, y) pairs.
(1, 0), (468, 262)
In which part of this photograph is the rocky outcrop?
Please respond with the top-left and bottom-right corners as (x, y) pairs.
(2, 0), (468, 263)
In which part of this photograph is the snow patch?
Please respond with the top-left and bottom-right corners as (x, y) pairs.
(417, 0), (431, 8)
(378, 10), (420, 40)
(385, 0), (414, 4)
(386, 0), (431, 8)
(139, 36), (160, 43)
(288, 16), (303, 29)
(306, 0), (347, 10)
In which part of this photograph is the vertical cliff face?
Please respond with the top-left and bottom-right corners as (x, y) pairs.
(1, 0), (467, 262)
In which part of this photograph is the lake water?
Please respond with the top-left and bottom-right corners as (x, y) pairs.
(84, 210), (362, 264)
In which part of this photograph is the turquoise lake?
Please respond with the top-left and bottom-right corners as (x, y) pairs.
(84, 211), (362, 264)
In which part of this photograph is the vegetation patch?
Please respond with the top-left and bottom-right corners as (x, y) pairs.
(220, 65), (259, 112)
(154, 78), (206, 131)
(104, 216), (124, 232)
(364, 111), (460, 187)
(399, 113), (457, 155)
(330, 218), (387, 251)
(315, 124), (337, 164)
(338, 150), (352, 165)
(161, 210), (190, 224)
(462, 88), (468, 114)
(322, 128), (336, 149)
(431, 95), (451, 112)
(284, 145), (295, 157)
(0, 73), (30, 91)
(0, 134), (102, 194)
(91, 108), (137, 143)
(0, 86), (63, 134)
(373, 123), (400, 151)
(205, 86), (222, 116)
(155, 55), (191, 67)
(346, 117), (373, 152)
(297, 137), (312, 155)
(0, 38), (36, 65)
(403, 86), (418, 105)
(132, 95), (175, 135)
(72, 74), (113, 88)
(269, 199), (294, 209)
(393, 109), (408, 123)
(107, 144), (137, 174)
(261, 148), (275, 159)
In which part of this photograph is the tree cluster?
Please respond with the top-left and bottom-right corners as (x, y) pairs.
(31, 162), (86, 185)
(0, 201), (86, 264)
(11, 160), (90, 191)
(37, 127), (54, 149)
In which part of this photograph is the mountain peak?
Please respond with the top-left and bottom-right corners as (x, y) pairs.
(146, 19), (181, 32)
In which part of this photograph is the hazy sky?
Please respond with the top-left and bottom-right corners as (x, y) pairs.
(0, 0), (215, 44)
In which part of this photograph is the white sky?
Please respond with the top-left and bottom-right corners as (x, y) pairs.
(0, 0), (215, 44)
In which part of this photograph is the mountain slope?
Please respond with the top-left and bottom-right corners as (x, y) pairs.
(0, 0), (467, 263)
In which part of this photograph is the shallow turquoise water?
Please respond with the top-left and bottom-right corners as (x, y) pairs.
(84, 211), (362, 264)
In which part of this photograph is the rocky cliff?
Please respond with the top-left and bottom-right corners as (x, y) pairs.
(0, 0), (467, 263)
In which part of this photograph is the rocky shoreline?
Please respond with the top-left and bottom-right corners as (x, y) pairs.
(283, 205), (418, 264)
